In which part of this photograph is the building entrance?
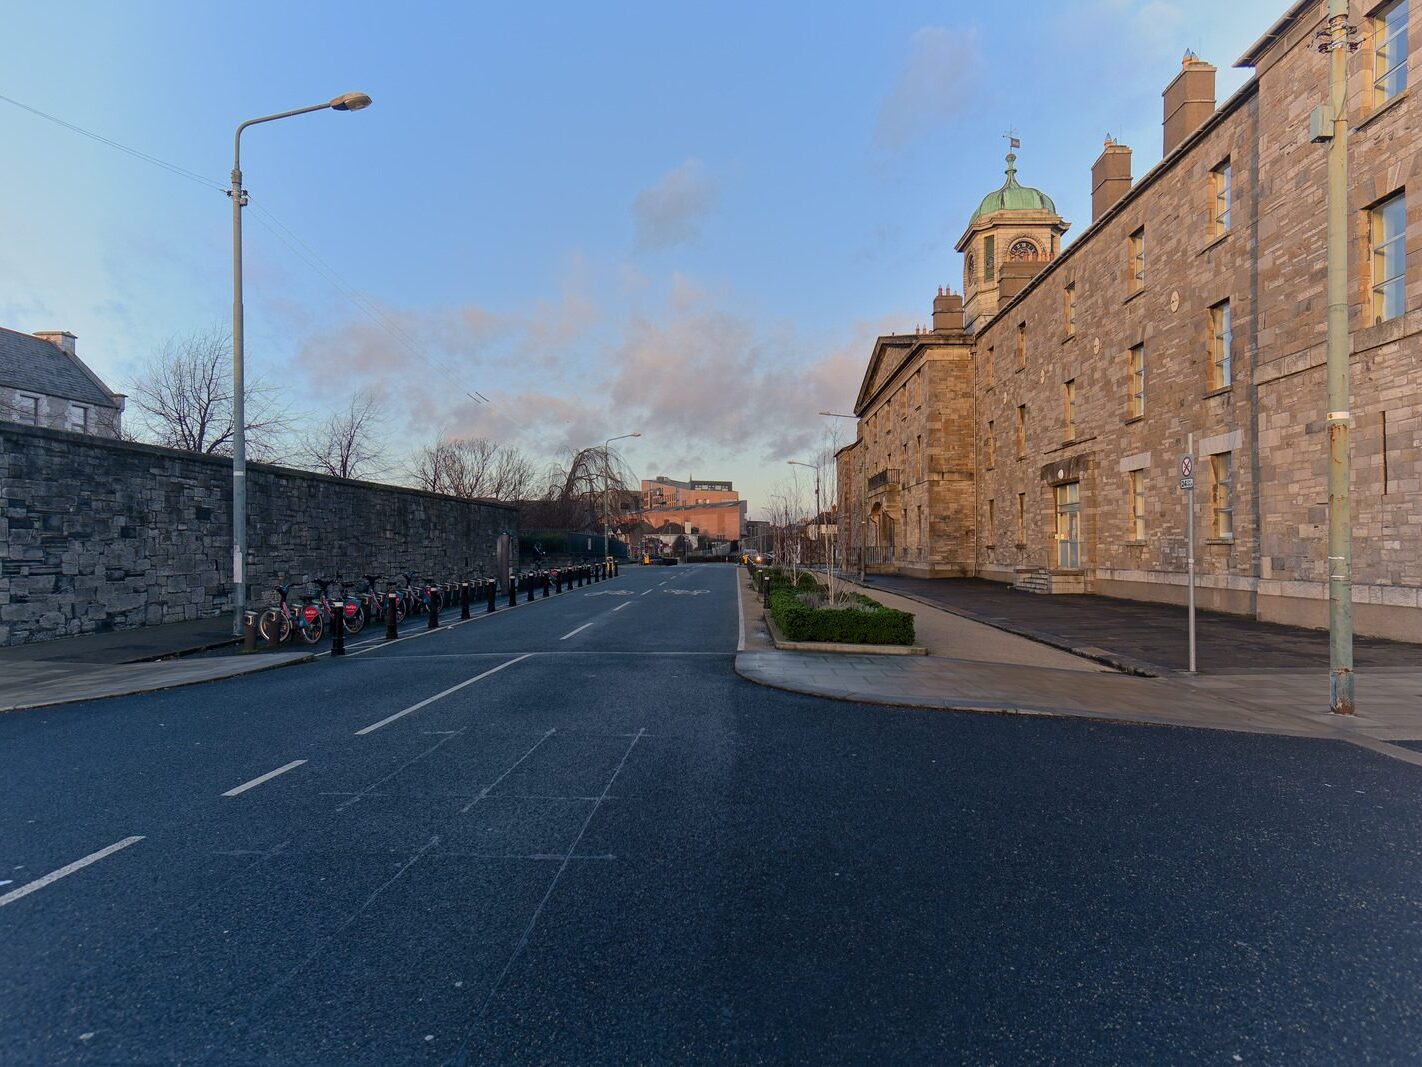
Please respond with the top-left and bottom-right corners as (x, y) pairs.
(1055, 482), (1080, 569)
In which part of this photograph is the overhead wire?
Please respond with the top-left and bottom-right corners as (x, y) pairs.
(0, 89), (494, 408)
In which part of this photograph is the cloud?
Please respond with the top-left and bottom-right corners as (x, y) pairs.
(631, 158), (721, 250)
(874, 27), (980, 151)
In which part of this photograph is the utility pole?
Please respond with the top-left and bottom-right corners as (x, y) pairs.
(1317, 1), (1356, 714)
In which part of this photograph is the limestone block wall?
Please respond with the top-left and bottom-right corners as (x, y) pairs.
(0, 423), (518, 645)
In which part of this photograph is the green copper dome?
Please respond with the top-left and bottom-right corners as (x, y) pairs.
(971, 153), (1056, 220)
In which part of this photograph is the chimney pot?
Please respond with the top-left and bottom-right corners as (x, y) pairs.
(1162, 55), (1216, 156)
(1091, 141), (1133, 222)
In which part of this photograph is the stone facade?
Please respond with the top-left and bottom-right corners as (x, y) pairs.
(838, 0), (1422, 641)
(0, 423), (518, 645)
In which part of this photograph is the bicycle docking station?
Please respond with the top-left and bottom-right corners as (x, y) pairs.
(242, 611), (259, 653)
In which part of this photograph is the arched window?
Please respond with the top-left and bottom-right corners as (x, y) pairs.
(1008, 238), (1041, 261)
(965, 252), (976, 284)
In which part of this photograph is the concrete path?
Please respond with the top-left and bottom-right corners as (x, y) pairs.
(0, 616), (237, 665)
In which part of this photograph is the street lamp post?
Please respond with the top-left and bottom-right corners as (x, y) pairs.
(602, 432), (641, 567)
(819, 411), (857, 579)
(787, 459), (822, 572)
(229, 91), (371, 635)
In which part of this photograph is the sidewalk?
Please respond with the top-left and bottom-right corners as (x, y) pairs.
(860, 574), (1421, 674)
(0, 616), (308, 713)
(734, 570), (1422, 764)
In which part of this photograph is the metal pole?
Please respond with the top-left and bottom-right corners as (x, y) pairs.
(1187, 432), (1197, 674)
(1324, 0), (1355, 715)
(230, 151), (247, 637)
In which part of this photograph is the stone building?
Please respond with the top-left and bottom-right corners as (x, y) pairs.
(838, 0), (1422, 640)
(0, 327), (124, 437)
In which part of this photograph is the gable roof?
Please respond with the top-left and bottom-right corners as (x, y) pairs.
(0, 328), (119, 408)
(852, 334), (917, 414)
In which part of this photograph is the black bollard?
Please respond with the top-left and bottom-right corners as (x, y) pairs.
(385, 592), (399, 640)
(594, 564), (601, 583)
(243, 610), (258, 653)
(331, 599), (346, 656)
(508, 575), (518, 608)
(527, 573), (536, 603)
(543, 571), (551, 598)
(427, 586), (440, 629)
(555, 569), (563, 594)
(613, 560), (620, 577)
(486, 578), (497, 613)
(460, 581), (471, 620)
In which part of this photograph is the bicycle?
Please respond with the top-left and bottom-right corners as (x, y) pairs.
(258, 583), (325, 645)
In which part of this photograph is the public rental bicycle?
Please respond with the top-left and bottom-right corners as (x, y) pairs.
(257, 583), (325, 645)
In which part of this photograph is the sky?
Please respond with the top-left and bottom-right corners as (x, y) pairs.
(1, 0), (1283, 517)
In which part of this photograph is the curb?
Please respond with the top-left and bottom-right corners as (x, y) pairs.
(0, 652), (316, 714)
(844, 576), (1160, 677)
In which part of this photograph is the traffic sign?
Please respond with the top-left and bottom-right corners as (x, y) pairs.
(1179, 476), (1195, 490)
(1180, 455), (1194, 479)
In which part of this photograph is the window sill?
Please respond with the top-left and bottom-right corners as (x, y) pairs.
(1014, 543), (1028, 550)
(1123, 287), (1147, 305)
(1123, 539), (1147, 548)
(1061, 332), (1076, 345)
(1205, 537), (1235, 546)
(1355, 89), (1409, 134)
(1124, 414), (1145, 426)
(1198, 231), (1230, 255)
(1203, 385), (1234, 400)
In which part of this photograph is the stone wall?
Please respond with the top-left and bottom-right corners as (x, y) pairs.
(0, 423), (519, 645)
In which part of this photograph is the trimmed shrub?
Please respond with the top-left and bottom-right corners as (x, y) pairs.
(768, 588), (915, 646)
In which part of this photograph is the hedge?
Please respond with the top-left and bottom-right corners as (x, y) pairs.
(768, 587), (916, 646)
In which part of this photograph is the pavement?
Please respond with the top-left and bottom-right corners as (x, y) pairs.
(735, 569), (1422, 762)
(4, 563), (1422, 1063)
(859, 573), (1422, 674)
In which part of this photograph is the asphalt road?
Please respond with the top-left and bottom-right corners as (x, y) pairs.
(2, 563), (1421, 1065)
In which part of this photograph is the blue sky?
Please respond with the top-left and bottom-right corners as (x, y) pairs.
(2, 0), (1281, 515)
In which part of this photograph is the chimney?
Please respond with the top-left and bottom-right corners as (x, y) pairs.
(34, 330), (78, 355)
(1091, 137), (1133, 221)
(1162, 51), (1216, 156)
(932, 286), (964, 332)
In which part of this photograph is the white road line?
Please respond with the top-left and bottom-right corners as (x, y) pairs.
(735, 569), (746, 651)
(221, 760), (308, 797)
(559, 622), (594, 641)
(640, 589), (654, 596)
(0, 837), (144, 908)
(354, 654), (532, 735)
(613, 602), (632, 612)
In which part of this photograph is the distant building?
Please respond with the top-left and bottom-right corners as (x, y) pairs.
(0, 328), (124, 437)
(640, 476), (746, 543)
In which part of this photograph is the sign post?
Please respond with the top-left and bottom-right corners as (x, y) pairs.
(1181, 438), (1197, 673)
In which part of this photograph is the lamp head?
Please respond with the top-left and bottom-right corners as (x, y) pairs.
(330, 92), (373, 112)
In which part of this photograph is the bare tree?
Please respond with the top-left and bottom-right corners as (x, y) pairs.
(408, 434), (535, 502)
(521, 445), (635, 532)
(302, 388), (388, 480)
(127, 328), (291, 459)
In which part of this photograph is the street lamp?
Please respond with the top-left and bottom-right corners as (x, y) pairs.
(818, 411), (858, 577)
(603, 432), (641, 566)
(787, 459), (822, 574)
(229, 92), (372, 635)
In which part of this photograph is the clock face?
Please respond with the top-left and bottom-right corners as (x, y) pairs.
(965, 252), (976, 281)
(1008, 239), (1040, 261)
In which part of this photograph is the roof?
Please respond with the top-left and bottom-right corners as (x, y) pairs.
(1236, 0), (1312, 68)
(0, 328), (118, 408)
(970, 152), (1057, 222)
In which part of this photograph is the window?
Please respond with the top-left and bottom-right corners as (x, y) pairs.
(984, 235), (996, 280)
(1064, 282), (1076, 337)
(1211, 160), (1232, 236)
(1016, 405), (1027, 458)
(1211, 452), (1235, 538)
(13, 393), (41, 426)
(1016, 323), (1026, 370)
(987, 499), (996, 545)
(965, 252), (976, 286)
(984, 345), (995, 388)
(1127, 470), (1146, 541)
(986, 420), (996, 468)
(1017, 492), (1027, 545)
(1371, 192), (1406, 324)
(1374, 0), (1409, 106)
(1128, 227), (1145, 292)
(67, 404), (89, 433)
(1062, 379), (1076, 441)
(1128, 344), (1145, 418)
(1209, 300), (1233, 390)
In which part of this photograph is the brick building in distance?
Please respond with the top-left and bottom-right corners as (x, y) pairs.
(640, 476), (747, 544)
(837, 0), (1422, 641)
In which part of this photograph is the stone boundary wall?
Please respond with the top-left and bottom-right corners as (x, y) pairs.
(0, 422), (519, 645)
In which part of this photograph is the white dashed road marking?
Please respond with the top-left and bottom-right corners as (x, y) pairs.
(221, 760), (308, 797)
(355, 655), (532, 735)
(0, 837), (145, 908)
